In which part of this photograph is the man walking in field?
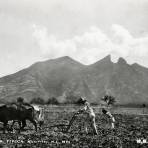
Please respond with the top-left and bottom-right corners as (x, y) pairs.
(16, 97), (25, 111)
(77, 98), (98, 135)
(16, 97), (32, 110)
(102, 108), (115, 129)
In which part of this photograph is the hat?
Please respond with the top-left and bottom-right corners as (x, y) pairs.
(79, 97), (87, 104)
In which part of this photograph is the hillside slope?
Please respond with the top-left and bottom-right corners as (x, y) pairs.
(0, 55), (148, 105)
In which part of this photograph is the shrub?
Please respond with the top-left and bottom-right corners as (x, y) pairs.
(101, 95), (116, 106)
(30, 97), (45, 105)
(46, 97), (59, 105)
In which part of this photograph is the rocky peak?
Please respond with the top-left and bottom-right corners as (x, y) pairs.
(117, 57), (127, 65)
(100, 55), (111, 63)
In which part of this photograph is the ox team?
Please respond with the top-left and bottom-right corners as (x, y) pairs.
(0, 97), (44, 133)
(0, 96), (115, 134)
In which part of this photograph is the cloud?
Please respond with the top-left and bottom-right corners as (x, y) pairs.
(0, 0), (148, 77)
(0, 14), (44, 77)
(32, 25), (112, 64)
(111, 24), (148, 64)
(32, 24), (148, 66)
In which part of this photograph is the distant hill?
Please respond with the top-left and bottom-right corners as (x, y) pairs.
(0, 55), (148, 105)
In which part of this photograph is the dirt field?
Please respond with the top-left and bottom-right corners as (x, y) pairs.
(0, 106), (148, 148)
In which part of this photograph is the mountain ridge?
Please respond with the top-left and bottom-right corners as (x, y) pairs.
(0, 55), (148, 105)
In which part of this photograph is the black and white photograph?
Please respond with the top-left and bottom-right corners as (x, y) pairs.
(0, 0), (148, 147)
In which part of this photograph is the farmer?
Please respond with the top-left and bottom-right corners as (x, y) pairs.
(16, 97), (24, 110)
(16, 97), (32, 110)
(102, 108), (115, 129)
(77, 98), (98, 135)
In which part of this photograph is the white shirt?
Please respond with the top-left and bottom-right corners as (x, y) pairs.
(83, 103), (95, 118)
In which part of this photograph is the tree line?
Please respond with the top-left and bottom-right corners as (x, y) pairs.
(30, 95), (147, 109)
(30, 96), (85, 105)
(30, 95), (117, 106)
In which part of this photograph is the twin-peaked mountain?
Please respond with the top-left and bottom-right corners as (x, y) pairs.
(0, 55), (148, 105)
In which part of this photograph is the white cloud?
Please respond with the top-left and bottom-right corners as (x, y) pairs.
(32, 24), (112, 64)
(111, 24), (148, 64)
(32, 24), (148, 66)
(111, 24), (133, 44)
(0, 0), (148, 77)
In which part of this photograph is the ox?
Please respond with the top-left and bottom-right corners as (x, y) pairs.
(0, 104), (37, 133)
(11, 104), (45, 131)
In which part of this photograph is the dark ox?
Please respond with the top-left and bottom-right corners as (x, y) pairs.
(11, 105), (45, 131)
(0, 104), (37, 133)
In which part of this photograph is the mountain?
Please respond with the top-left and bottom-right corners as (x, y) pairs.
(0, 55), (148, 105)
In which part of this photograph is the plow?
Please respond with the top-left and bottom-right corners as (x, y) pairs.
(47, 111), (80, 133)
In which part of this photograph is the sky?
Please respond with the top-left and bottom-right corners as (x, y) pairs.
(0, 0), (148, 77)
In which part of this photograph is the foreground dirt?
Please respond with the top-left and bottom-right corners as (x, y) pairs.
(0, 108), (148, 148)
